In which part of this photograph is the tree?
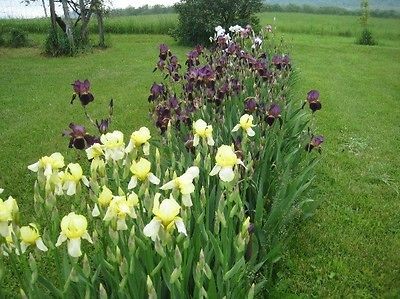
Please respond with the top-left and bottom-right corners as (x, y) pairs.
(24, 0), (108, 54)
(174, 0), (263, 45)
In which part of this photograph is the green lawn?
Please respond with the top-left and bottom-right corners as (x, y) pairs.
(1, 14), (400, 297)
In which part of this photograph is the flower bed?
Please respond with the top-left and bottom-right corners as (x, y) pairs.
(0, 25), (323, 297)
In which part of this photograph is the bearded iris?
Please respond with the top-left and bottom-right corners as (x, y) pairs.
(19, 223), (48, 253)
(56, 212), (93, 258)
(143, 193), (187, 241)
(103, 193), (139, 230)
(59, 163), (89, 196)
(125, 127), (151, 156)
(100, 130), (125, 161)
(28, 152), (65, 180)
(128, 158), (160, 189)
(210, 145), (244, 182)
(232, 114), (256, 137)
(160, 166), (199, 207)
(71, 80), (94, 106)
(92, 185), (113, 217)
(0, 196), (18, 237)
(86, 143), (106, 176)
(193, 119), (214, 147)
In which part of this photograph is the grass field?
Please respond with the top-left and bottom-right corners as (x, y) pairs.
(1, 12), (399, 40)
(1, 12), (400, 297)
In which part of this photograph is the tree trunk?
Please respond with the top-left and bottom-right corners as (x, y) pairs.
(41, 0), (48, 17)
(79, 0), (93, 43)
(61, 0), (75, 49)
(96, 0), (105, 48)
(49, 0), (57, 30)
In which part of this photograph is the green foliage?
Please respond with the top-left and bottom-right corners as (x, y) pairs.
(8, 28), (30, 48)
(174, 0), (263, 45)
(44, 27), (75, 56)
(357, 28), (376, 45)
(0, 32), (5, 47)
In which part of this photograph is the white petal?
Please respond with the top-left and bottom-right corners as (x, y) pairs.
(112, 149), (125, 161)
(247, 128), (255, 137)
(82, 176), (90, 187)
(27, 162), (39, 172)
(82, 232), (93, 244)
(219, 167), (235, 182)
(55, 233), (67, 247)
(20, 242), (28, 254)
(148, 173), (160, 185)
(125, 140), (134, 153)
(193, 135), (199, 147)
(160, 180), (175, 190)
(209, 165), (221, 176)
(103, 207), (114, 222)
(128, 176), (138, 189)
(143, 142), (150, 156)
(207, 136), (215, 146)
(143, 219), (161, 241)
(182, 194), (193, 207)
(66, 182), (76, 196)
(231, 124), (240, 132)
(92, 203), (100, 217)
(35, 238), (48, 252)
(117, 219), (128, 231)
(175, 218), (187, 236)
(185, 166), (199, 179)
(44, 164), (52, 178)
(0, 222), (9, 237)
(67, 238), (82, 257)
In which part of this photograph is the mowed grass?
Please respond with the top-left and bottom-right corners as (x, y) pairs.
(1, 13), (400, 297)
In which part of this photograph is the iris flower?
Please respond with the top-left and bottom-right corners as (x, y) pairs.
(86, 143), (106, 175)
(103, 193), (139, 230)
(100, 130), (125, 161)
(210, 145), (244, 182)
(128, 158), (160, 189)
(125, 127), (151, 156)
(193, 119), (214, 146)
(232, 114), (256, 137)
(143, 193), (187, 241)
(55, 212), (93, 258)
(19, 223), (48, 253)
(28, 152), (65, 180)
(59, 163), (89, 196)
(92, 185), (113, 217)
(71, 80), (94, 106)
(160, 166), (199, 207)
(0, 196), (18, 237)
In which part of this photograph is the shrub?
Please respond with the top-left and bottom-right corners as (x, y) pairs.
(8, 28), (29, 48)
(357, 28), (376, 45)
(174, 0), (263, 45)
(44, 27), (75, 57)
(0, 32), (5, 47)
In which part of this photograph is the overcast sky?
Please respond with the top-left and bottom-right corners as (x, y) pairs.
(0, 0), (179, 19)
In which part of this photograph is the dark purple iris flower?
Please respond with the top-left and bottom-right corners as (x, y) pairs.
(266, 103), (282, 126)
(168, 95), (179, 109)
(63, 123), (98, 150)
(148, 83), (165, 102)
(159, 44), (170, 60)
(186, 50), (200, 68)
(244, 97), (257, 114)
(153, 59), (165, 72)
(198, 65), (216, 83)
(272, 55), (291, 70)
(305, 135), (324, 152)
(71, 79), (94, 106)
(304, 90), (322, 112)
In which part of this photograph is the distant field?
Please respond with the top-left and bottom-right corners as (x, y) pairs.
(1, 12), (399, 41)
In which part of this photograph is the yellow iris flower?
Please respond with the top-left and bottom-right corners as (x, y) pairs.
(128, 158), (160, 189)
(125, 127), (151, 155)
(193, 119), (215, 147)
(209, 145), (244, 182)
(232, 114), (256, 137)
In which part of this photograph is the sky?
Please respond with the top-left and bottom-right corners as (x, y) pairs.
(0, 0), (179, 19)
